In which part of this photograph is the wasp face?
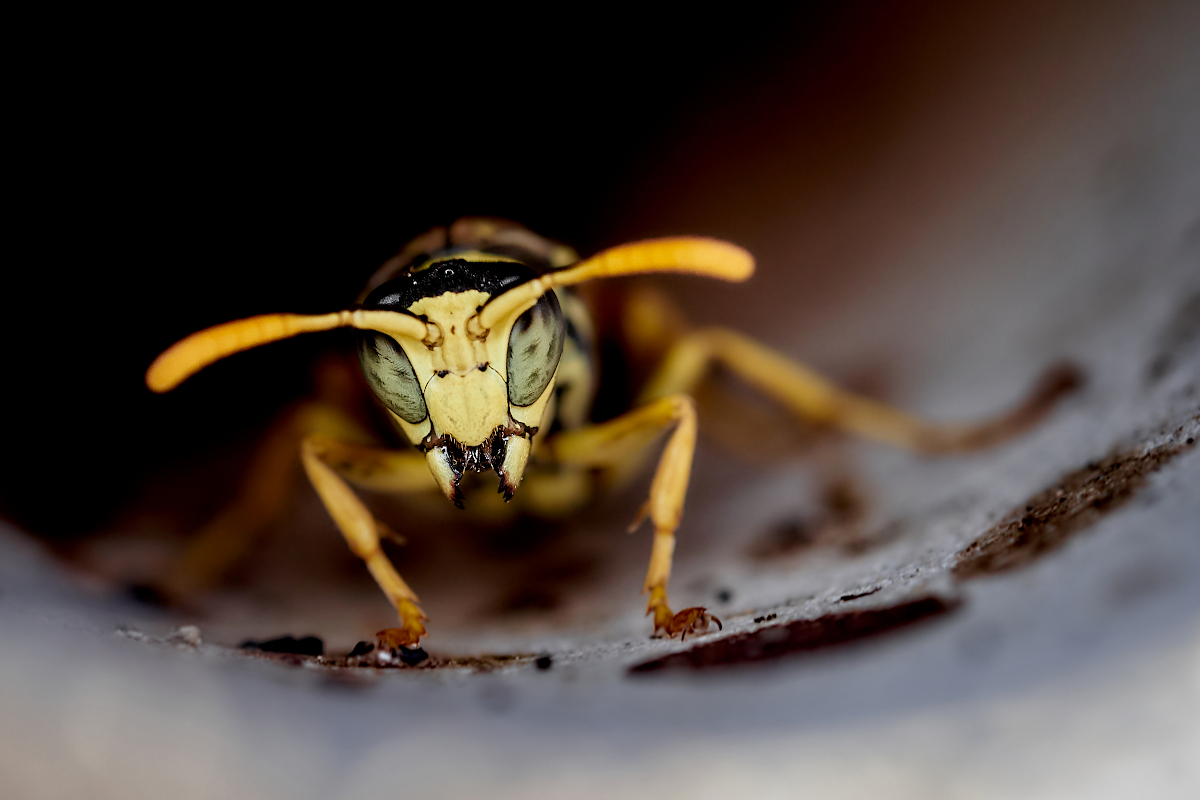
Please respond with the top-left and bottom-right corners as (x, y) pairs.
(357, 255), (565, 506)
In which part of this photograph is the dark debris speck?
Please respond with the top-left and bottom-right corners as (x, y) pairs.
(240, 635), (325, 657)
(535, 655), (553, 670)
(348, 641), (374, 658)
(396, 645), (429, 666)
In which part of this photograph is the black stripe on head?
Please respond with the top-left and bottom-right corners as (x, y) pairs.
(361, 257), (538, 313)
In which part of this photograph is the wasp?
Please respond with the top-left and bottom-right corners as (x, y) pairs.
(148, 219), (1078, 649)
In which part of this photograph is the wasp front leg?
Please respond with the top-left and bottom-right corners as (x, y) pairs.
(549, 396), (719, 639)
(300, 434), (437, 647)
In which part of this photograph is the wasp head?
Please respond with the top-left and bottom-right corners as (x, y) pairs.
(356, 254), (564, 507)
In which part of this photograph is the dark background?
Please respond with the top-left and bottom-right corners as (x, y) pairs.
(4, 2), (950, 537)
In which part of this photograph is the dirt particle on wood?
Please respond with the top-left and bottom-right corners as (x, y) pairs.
(347, 641), (374, 658)
(386, 645), (429, 667)
(231, 638), (536, 672)
(352, 650), (534, 672)
(420, 653), (537, 671)
(954, 437), (1195, 579)
(240, 635), (325, 657)
(167, 625), (202, 647)
(629, 596), (959, 673)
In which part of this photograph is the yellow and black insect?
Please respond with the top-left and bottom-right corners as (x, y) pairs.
(147, 219), (1075, 650)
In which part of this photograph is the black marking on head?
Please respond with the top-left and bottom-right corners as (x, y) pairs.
(362, 257), (537, 312)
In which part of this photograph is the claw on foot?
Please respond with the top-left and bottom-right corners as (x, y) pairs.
(646, 587), (722, 639)
(377, 599), (427, 649)
(376, 627), (422, 649)
(666, 606), (722, 640)
(374, 629), (429, 666)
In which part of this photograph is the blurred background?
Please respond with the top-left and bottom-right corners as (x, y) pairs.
(5, 1), (847, 539)
(4, 0), (1199, 797)
(3, 0), (1087, 538)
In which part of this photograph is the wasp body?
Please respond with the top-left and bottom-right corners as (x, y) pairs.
(148, 219), (1077, 649)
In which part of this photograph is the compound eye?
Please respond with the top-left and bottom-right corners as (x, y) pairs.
(506, 290), (565, 406)
(357, 332), (428, 423)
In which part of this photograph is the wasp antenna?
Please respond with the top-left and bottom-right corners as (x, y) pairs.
(561, 237), (754, 285)
(146, 312), (349, 393)
(146, 309), (429, 393)
(347, 309), (433, 343)
(478, 237), (754, 330)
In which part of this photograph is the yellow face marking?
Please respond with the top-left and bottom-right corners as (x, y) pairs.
(407, 291), (492, 375)
(402, 290), (511, 447)
(424, 372), (509, 446)
(380, 281), (564, 455)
